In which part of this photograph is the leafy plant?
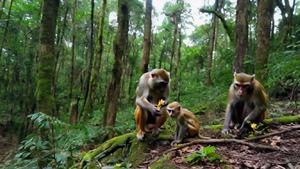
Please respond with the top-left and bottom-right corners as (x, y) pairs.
(185, 146), (221, 165)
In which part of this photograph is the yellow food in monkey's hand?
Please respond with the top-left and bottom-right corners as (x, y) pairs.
(251, 123), (257, 129)
(156, 99), (165, 110)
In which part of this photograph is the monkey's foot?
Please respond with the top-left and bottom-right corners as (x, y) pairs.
(151, 128), (161, 137)
(136, 130), (145, 141)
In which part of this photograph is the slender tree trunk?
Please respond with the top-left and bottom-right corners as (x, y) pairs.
(255, 0), (273, 82)
(175, 26), (182, 101)
(205, 0), (219, 86)
(82, 0), (95, 121)
(140, 0), (152, 73)
(169, 13), (178, 75)
(0, 0), (13, 58)
(276, 0), (295, 43)
(128, 33), (137, 101)
(158, 42), (166, 68)
(103, 0), (129, 127)
(83, 0), (107, 116)
(54, 2), (69, 115)
(36, 0), (59, 116)
(70, 0), (77, 100)
(69, 97), (79, 124)
(0, 0), (6, 20)
(233, 0), (249, 73)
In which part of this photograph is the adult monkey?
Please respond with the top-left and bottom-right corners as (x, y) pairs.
(222, 72), (268, 137)
(134, 68), (170, 140)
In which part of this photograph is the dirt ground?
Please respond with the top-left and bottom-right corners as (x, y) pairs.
(135, 123), (300, 169)
(136, 101), (300, 169)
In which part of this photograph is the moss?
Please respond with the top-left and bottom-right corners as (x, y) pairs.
(149, 154), (178, 169)
(203, 115), (300, 131)
(264, 115), (300, 124)
(82, 133), (135, 162)
(126, 140), (149, 167)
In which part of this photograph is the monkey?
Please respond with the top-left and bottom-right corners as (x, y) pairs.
(167, 102), (210, 145)
(134, 68), (170, 140)
(222, 72), (268, 137)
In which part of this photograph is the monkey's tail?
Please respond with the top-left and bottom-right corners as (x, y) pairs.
(198, 133), (211, 140)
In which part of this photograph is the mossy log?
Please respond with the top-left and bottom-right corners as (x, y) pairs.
(203, 115), (300, 130)
(79, 115), (300, 168)
(79, 130), (173, 169)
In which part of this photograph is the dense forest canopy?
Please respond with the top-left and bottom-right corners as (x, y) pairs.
(0, 0), (299, 168)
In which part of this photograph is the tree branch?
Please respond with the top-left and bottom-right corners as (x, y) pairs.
(164, 138), (278, 154)
(199, 8), (234, 44)
(246, 125), (300, 141)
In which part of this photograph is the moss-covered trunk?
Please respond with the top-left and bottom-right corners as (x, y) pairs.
(36, 0), (59, 115)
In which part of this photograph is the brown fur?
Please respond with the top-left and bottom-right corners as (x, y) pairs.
(135, 69), (170, 140)
(222, 72), (268, 137)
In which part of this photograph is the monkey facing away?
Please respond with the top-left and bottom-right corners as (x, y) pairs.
(222, 72), (268, 137)
(167, 102), (209, 145)
(134, 68), (170, 140)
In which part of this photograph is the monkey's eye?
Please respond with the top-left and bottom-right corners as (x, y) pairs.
(159, 81), (168, 87)
(234, 83), (240, 88)
(234, 83), (249, 89)
(167, 109), (174, 114)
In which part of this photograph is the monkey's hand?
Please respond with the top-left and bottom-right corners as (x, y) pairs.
(150, 105), (161, 116)
(221, 128), (230, 134)
(171, 139), (182, 146)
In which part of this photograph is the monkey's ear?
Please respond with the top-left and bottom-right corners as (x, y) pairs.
(233, 71), (237, 77)
(177, 105), (181, 111)
(251, 74), (255, 81)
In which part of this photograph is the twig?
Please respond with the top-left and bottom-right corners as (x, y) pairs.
(245, 125), (300, 141)
(164, 138), (278, 154)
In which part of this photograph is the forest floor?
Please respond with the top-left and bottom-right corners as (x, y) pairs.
(137, 124), (300, 169)
(0, 100), (299, 169)
(136, 100), (300, 169)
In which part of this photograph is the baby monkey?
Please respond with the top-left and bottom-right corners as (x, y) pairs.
(167, 102), (209, 145)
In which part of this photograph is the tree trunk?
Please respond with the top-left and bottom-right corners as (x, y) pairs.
(54, 1), (69, 115)
(0, 0), (6, 20)
(175, 26), (182, 101)
(255, 0), (272, 82)
(103, 0), (129, 127)
(169, 13), (178, 75)
(70, 0), (77, 100)
(205, 0), (219, 86)
(0, 0), (13, 58)
(140, 0), (152, 73)
(83, 0), (107, 117)
(36, 0), (59, 116)
(69, 97), (79, 124)
(276, 0), (296, 43)
(233, 0), (249, 73)
(82, 0), (95, 121)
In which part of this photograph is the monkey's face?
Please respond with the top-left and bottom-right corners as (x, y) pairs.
(167, 108), (179, 117)
(233, 72), (255, 98)
(167, 102), (181, 117)
(149, 70), (170, 91)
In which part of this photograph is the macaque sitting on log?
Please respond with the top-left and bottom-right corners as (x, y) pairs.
(222, 72), (268, 137)
(167, 102), (210, 146)
(134, 69), (170, 140)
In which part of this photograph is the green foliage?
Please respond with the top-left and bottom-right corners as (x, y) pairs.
(185, 146), (222, 165)
(267, 49), (300, 98)
(5, 112), (106, 168)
